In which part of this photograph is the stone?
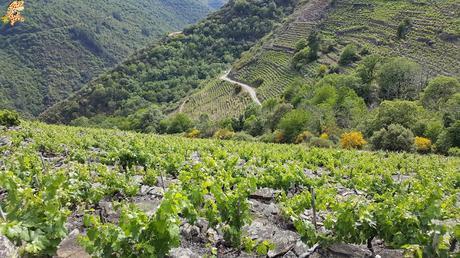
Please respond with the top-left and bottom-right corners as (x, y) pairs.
(0, 235), (17, 258)
(206, 228), (221, 244)
(196, 218), (209, 233)
(169, 247), (200, 258)
(250, 188), (280, 202)
(323, 243), (372, 257)
(293, 241), (309, 256)
(134, 198), (162, 216)
(55, 229), (90, 258)
(180, 223), (200, 241)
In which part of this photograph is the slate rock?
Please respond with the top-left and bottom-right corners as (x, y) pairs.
(169, 247), (200, 258)
(55, 229), (90, 258)
(0, 235), (17, 258)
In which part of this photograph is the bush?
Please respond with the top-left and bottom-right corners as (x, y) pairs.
(165, 113), (194, 134)
(414, 136), (432, 153)
(277, 110), (311, 143)
(397, 18), (411, 38)
(213, 128), (235, 140)
(340, 131), (367, 149)
(447, 147), (460, 157)
(0, 109), (20, 127)
(339, 44), (359, 65)
(232, 132), (254, 142)
(295, 131), (313, 144)
(371, 124), (415, 152)
(185, 128), (200, 138)
(319, 133), (329, 140)
(308, 137), (333, 148)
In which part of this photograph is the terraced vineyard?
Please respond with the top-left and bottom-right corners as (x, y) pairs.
(233, 50), (307, 102)
(0, 122), (459, 257)
(222, 0), (460, 116)
(321, 0), (460, 77)
(181, 79), (253, 120)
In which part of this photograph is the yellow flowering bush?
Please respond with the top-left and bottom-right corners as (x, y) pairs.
(415, 136), (432, 153)
(320, 133), (329, 140)
(340, 131), (367, 149)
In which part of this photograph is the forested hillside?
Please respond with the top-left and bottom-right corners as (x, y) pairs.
(0, 0), (217, 116)
(41, 0), (298, 125)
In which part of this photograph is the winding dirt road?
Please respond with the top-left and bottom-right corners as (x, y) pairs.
(220, 70), (262, 106)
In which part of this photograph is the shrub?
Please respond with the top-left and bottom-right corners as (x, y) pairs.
(213, 128), (235, 140)
(295, 131), (313, 144)
(277, 110), (311, 143)
(339, 44), (359, 65)
(185, 128), (200, 138)
(319, 133), (329, 140)
(232, 132), (255, 142)
(397, 18), (411, 38)
(448, 147), (460, 157)
(370, 124), (415, 152)
(309, 137), (333, 148)
(414, 136), (432, 153)
(340, 131), (367, 149)
(0, 109), (20, 127)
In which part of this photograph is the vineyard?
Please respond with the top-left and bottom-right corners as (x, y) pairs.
(0, 122), (459, 257)
(220, 0), (460, 116)
(181, 79), (253, 120)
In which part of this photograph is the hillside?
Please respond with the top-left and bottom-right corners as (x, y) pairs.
(0, 121), (458, 257)
(185, 0), (460, 119)
(40, 0), (299, 125)
(0, 0), (217, 116)
(40, 0), (460, 156)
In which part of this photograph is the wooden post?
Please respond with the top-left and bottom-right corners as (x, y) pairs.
(311, 187), (317, 230)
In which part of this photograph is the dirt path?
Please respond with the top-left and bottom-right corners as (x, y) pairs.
(178, 99), (187, 112)
(220, 70), (262, 106)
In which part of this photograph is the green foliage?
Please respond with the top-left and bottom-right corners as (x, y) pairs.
(397, 18), (412, 39)
(0, 109), (20, 127)
(377, 58), (422, 101)
(80, 189), (191, 257)
(0, 121), (459, 257)
(366, 100), (420, 135)
(42, 0), (297, 125)
(371, 124), (415, 152)
(161, 113), (194, 134)
(0, 0), (212, 116)
(339, 44), (359, 65)
(421, 76), (460, 111)
(277, 110), (311, 143)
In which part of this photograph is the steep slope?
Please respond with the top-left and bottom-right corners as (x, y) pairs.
(0, 0), (213, 116)
(183, 0), (459, 119)
(41, 0), (299, 126)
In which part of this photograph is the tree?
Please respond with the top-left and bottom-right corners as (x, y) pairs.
(277, 110), (311, 143)
(377, 58), (422, 100)
(436, 121), (460, 154)
(371, 100), (420, 130)
(165, 113), (194, 134)
(371, 124), (415, 152)
(243, 115), (265, 136)
(339, 44), (359, 65)
(421, 76), (460, 110)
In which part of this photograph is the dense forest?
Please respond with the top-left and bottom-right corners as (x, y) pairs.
(0, 0), (220, 116)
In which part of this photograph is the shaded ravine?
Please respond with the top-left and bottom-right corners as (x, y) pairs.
(220, 70), (262, 106)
